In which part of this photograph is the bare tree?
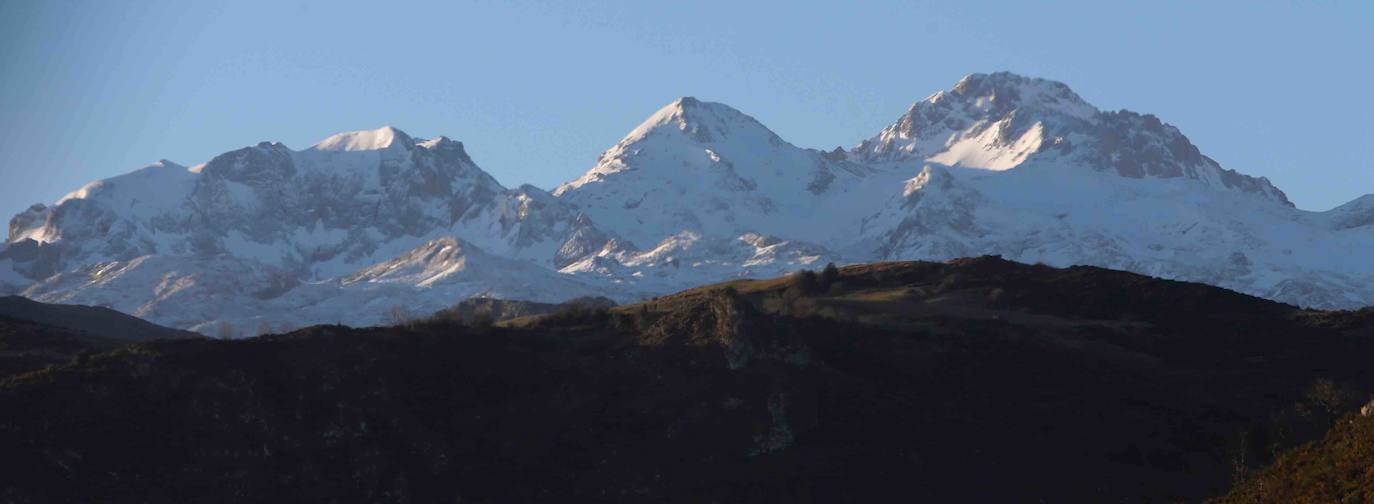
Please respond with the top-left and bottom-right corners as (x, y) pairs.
(788, 269), (820, 297)
(1229, 429), (1251, 486)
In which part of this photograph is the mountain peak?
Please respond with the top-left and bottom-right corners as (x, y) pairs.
(151, 159), (185, 170)
(854, 72), (1096, 167)
(310, 126), (414, 152)
(416, 134), (462, 152)
(554, 97), (796, 198)
(850, 72), (1293, 204)
(940, 72), (1096, 120)
(657, 96), (734, 121)
(621, 97), (783, 147)
(419, 135), (454, 146)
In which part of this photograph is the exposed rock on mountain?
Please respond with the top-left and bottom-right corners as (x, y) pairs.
(2, 128), (620, 331)
(4, 74), (1373, 331)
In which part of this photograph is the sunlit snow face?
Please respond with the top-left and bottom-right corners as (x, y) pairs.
(3, 73), (1369, 334)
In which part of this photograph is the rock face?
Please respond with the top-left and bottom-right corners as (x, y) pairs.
(553, 73), (1373, 310)
(1, 128), (618, 331)
(4, 75), (1374, 331)
(852, 73), (1291, 204)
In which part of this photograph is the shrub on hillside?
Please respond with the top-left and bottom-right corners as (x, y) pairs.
(788, 269), (821, 297)
(819, 262), (839, 292)
(537, 304), (610, 327)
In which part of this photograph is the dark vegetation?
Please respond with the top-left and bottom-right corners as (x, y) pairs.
(0, 296), (199, 342)
(0, 316), (122, 377)
(1214, 406), (1374, 503)
(2, 256), (1374, 502)
(424, 296), (617, 327)
(0, 296), (201, 377)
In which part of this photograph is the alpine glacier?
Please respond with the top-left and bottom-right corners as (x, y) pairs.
(4, 72), (1372, 332)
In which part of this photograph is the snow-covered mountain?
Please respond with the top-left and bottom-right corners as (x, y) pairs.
(852, 73), (1290, 203)
(4, 73), (1372, 332)
(1, 127), (618, 331)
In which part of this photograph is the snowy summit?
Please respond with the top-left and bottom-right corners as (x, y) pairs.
(3, 73), (1372, 333)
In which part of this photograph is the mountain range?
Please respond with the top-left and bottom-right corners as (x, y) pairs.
(5, 257), (1373, 501)
(4, 72), (1372, 332)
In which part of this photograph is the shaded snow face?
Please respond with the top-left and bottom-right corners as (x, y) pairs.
(1325, 195), (1374, 230)
(2, 127), (623, 332)
(5, 127), (607, 273)
(4, 72), (1374, 333)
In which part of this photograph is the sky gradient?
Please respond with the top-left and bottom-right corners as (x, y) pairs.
(2, 0), (1371, 221)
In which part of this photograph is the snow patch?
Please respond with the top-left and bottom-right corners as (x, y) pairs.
(310, 126), (409, 152)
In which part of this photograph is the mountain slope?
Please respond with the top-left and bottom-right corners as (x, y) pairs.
(2, 127), (619, 331)
(0, 297), (197, 377)
(2, 258), (1373, 502)
(852, 73), (1291, 204)
(4, 73), (1373, 331)
(551, 73), (1374, 309)
(0, 315), (121, 378)
(0, 296), (198, 342)
(553, 97), (878, 247)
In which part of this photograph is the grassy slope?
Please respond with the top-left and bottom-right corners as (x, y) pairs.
(1215, 412), (1374, 503)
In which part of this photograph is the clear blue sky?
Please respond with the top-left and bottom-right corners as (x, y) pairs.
(2, 0), (1371, 220)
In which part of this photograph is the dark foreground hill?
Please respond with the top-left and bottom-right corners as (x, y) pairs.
(0, 298), (199, 378)
(0, 296), (199, 342)
(2, 257), (1373, 502)
(0, 315), (125, 377)
(427, 296), (616, 325)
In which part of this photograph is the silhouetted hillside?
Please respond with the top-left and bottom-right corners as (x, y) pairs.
(0, 296), (200, 342)
(2, 257), (1373, 502)
(426, 296), (616, 325)
(0, 316), (121, 377)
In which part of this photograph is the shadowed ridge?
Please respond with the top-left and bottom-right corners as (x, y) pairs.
(0, 296), (200, 341)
